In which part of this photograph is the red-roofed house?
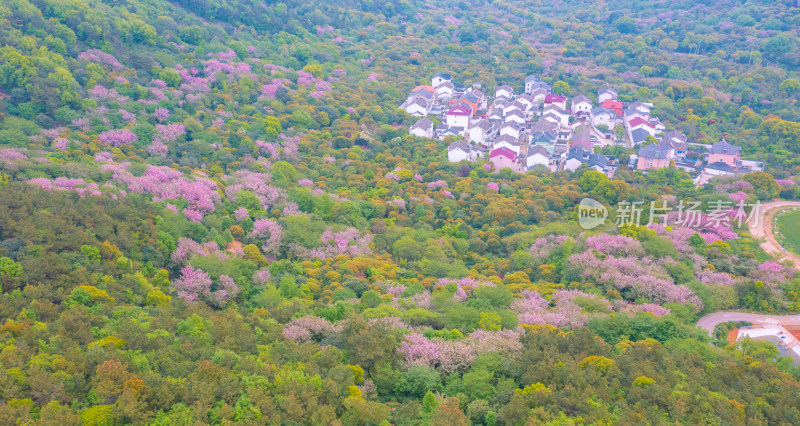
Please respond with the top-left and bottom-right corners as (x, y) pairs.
(544, 94), (568, 109)
(628, 117), (654, 130)
(448, 97), (479, 115)
(490, 146), (520, 173)
(446, 105), (472, 128)
(412, 85), (435, 94)
(601, 99), (624, 117)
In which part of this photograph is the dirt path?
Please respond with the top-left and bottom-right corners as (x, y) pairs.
(225, 240), (243, 253)
(747, 200), (800, 269)
(695, 202), (800, 345)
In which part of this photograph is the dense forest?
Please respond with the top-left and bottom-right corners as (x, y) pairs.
(1, 0), (800, 424)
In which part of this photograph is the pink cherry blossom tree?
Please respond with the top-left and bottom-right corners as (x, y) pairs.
(171, 266), (239, 306)
(234, 207), (249, 221)
(98, 129), (138, 146)
(585, 234), (644, 257)
(251, 218), (283, 254)
(171, 265), (212, 304)
(282, 315), (343, 343)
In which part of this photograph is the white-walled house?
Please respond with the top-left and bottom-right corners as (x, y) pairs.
(516, 94), (533, 109)
(623, 107), (648, 124)
(627, 117), (659, 138)
(527, 145), (551, 170)
(435, 81), (454, 98)
(571, 95), (592, 115)
(598, 85), (618, 103)
(543, 105), (569, 126)
(499, 124), (521, 139)
(629, 101), (653, 115)
(403, 97), (429, 116)
(542, 112), (562, 127)
(530, 88), (548, 105)
(592, 107), (616, 128)
(505, 110), (526, 125)
(447, 140), (472, 163)
(502, 103), (520, 116)
(445, 105), (472, 128)
(525, 75), (551, 94)
(468, 120), (493, 144)
(409, 118), (434, 138)
(432, 72), (453, 88)
(495, 85), (513, 100)
(563, 156), (583, 172)
(493, 134), (521, 154)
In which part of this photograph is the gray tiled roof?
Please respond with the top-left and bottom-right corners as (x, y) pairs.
(494, 134), (520, 146)
(710, 140), (742, 155)
(528, 145), (551, 157)
(599, 85), (617, 95)
(638, 143), (670, 159)
(706, 160), (734, 172)
(448, 140), (470, 152)
(572, 95), (591, 105)
(631, 128), (651, 144)
(410, 118), (433, 131)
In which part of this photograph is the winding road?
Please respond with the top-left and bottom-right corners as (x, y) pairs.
(748, 200), (800, 268)
(695, 312), (800, 362)
(696, 312), (800, 333)
(695, 201), (800, 335)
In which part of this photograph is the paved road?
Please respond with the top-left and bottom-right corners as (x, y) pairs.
(748, 200), (800, 268)
(695, 202), (800, 336)
(589, 125), (615, 147)
(696, 312), (800, 334)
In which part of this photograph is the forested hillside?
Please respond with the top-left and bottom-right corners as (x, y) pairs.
(1, 0), (800, 424)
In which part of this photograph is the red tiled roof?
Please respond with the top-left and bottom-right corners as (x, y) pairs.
(446, 105), (472, 116)
(413, 85), (436, 93)
(628, 117), (654, 128)
(545, 94), (567, 103)
(601, 99), (623, 116)
(490, 147), (517, 161)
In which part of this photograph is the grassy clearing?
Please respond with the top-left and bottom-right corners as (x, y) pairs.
(775, 209), (800, 255)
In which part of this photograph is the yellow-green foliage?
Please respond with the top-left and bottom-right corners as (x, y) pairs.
(151, 269), (170, 289)
(272, 364), (323, 392)
(362, 304), (401, 318)
(516, 382), (552, 396)
(632, 376), (656, 387)
(579, 355), (614, 373)
(28, 353), (68, 371)
(146, 289), (172, 307)
(346, 364), (365, 384)
(348, 385), (363, 400)
(100, 241), (121, 260)
(7, 398), (33, 411)
(616, 338), (661, 352)
(81, 405), (115, 426)
(478, 312), (502, 331)
(72, 285), (114, 304)
(88, 336), (126, 350)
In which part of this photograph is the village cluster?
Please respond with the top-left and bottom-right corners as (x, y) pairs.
(402, 73), (763, 183)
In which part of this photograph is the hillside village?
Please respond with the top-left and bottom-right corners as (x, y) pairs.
(403, 73), (764, 183)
